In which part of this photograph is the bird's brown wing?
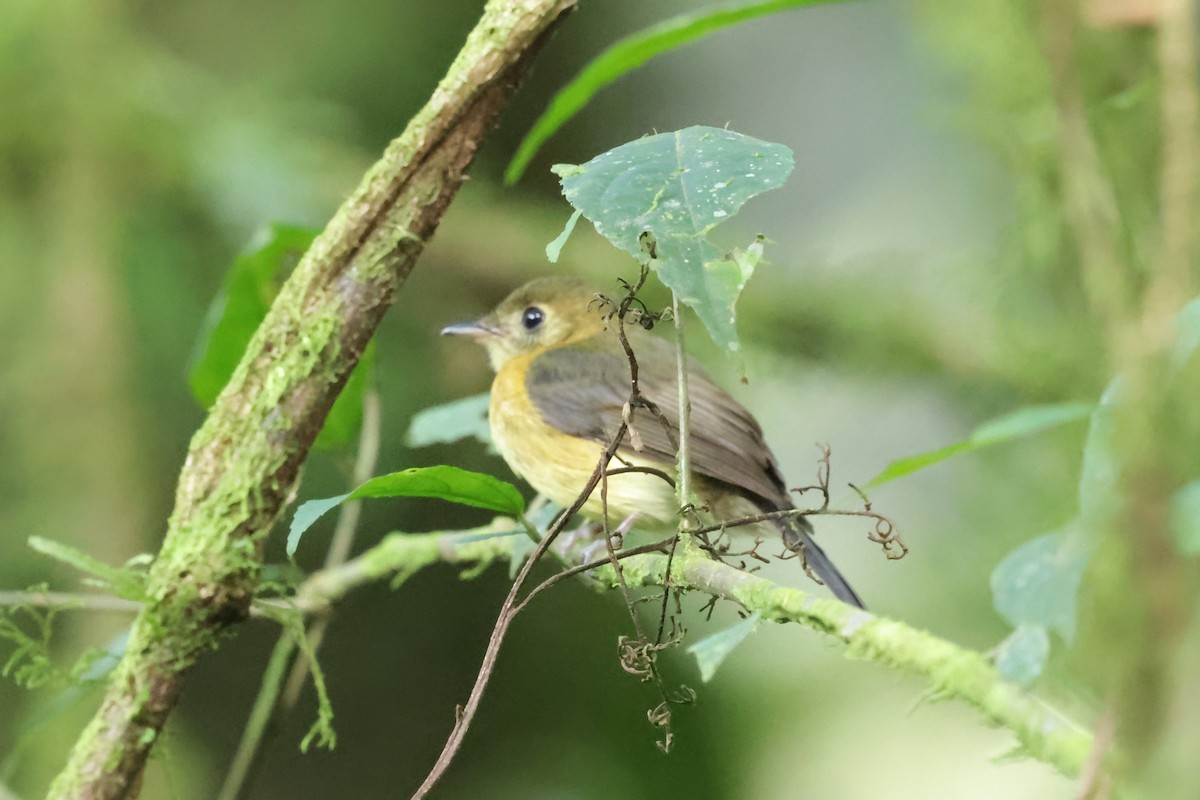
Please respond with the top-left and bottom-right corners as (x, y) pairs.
(525, 333), (791, 508)
(528, 334), (867, 609)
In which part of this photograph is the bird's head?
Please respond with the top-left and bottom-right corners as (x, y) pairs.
(441, 277), (607, 370)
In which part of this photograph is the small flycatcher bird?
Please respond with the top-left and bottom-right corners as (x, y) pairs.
(442, 277), (865, 608)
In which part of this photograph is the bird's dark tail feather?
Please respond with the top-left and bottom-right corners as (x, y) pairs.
(777, 515), (866, 610)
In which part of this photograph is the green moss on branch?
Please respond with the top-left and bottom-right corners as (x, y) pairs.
(292, 525), (1093, 779)
(47, 2), (576, 797)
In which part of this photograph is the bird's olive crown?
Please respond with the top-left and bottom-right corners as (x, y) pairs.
(476, 277), (607, 370)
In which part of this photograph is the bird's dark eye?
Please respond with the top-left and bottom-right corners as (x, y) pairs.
(521, 306), (545, 331)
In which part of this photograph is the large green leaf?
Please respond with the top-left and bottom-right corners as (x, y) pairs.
(866, 402), (1093, 488)
(287, 466), (525, 557)
(189, 224), (316, 405)
(553, 126), (793, 353)
(505, 0), (852, 185)
(189, 224), (371, 450)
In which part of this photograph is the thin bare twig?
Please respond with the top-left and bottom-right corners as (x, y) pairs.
(0, 592), (139, 614)
(607, 276), (684, 750)
(1075, 700), (1117, 800)
(415, 268), (695, 792)
(283, 388), (383, 706)
(513, 540), (676, 613)
(217, 388), (382, 800)
(213, 631), (295, 800)
(411, 420), (629, 799)
(671, 293), (694, 510)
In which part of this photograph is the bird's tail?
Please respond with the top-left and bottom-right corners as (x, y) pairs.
(776, 514), (866, 609)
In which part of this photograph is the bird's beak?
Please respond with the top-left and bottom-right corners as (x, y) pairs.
(440, 318), (499, 338)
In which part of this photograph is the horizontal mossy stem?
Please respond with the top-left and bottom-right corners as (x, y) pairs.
(292, 527), (1092, 779)
(47, 2), (576, 798)
(623, 552), (1093, 778)
(294, 527), (518, 611)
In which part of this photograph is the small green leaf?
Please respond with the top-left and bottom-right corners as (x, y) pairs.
(287, 495), (350, 557)
(546, 209), (583, 263)
(0, 624), (129, 776)
(287, 467), (525, 557)
(504, 0), (851, 185)
(26, 538), (144, 600)
(867, 402), (1093, 488)
(508, 534), (537, 579)
(404, 393), (494, 453)
(1169, 480), (1200, 556)
(991, 528), (1092, 643)
(452, 529), (525, 544)
(970, 402), (1095, 446)
(686, 611), (761, 682)
(555, 126), (794, 353)
(1078, 378), (1124, 524)
(994, 625), (1050, 687)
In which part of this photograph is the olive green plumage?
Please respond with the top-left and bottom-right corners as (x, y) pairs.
(442, 276), (865, 608)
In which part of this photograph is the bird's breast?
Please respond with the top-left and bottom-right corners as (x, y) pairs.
(490, 352), (678, 524)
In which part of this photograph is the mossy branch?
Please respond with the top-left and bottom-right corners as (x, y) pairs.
(46, 2), (576, 798)
(295, 524), (1094, 780)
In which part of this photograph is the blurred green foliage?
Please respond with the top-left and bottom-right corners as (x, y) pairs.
(2, 0), (1199, 798)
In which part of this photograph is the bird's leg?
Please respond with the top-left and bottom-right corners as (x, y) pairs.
(610, 512), (641, 548)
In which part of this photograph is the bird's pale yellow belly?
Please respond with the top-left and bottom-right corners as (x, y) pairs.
(490, 352), (679, 525)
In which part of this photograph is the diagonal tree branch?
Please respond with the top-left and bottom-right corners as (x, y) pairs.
(46, 2), (576, 797)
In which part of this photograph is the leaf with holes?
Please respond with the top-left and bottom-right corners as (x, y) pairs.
(553, 126), (793, 353)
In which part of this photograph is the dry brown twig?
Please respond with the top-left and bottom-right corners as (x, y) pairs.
(414, 267), (688, 796)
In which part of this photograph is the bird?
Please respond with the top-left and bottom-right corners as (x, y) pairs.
(441, 276), (865, 608)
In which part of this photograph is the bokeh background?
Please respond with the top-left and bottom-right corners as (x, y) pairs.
(2, 0), (1196, 798)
